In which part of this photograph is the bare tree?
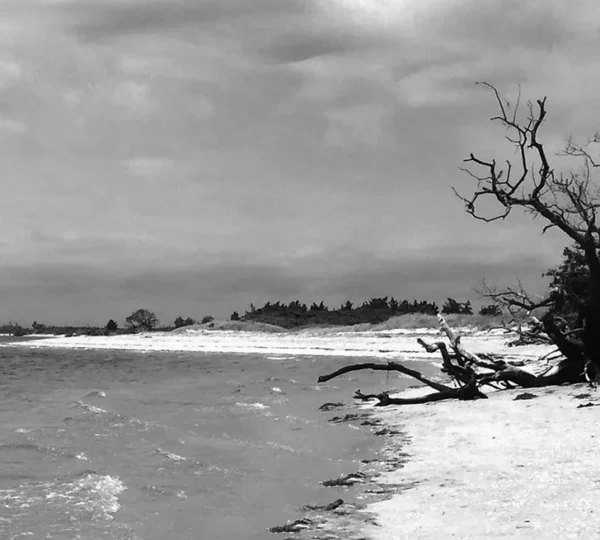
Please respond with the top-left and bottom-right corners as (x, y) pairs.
(455, 82), (600, 384)
(318, 84), (600, 401)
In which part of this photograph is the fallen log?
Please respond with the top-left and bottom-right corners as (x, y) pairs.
(322, 472), (366, 487)
(317, 361), (452, 393)
(268, 518), (313, 534)
(317, 313), (590, 407)
(318, 360), (486, 405)
(303, 499), (344, 512)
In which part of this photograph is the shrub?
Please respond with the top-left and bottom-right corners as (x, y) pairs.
(125, 309), (159, 331)
(479, 304), (502, 316)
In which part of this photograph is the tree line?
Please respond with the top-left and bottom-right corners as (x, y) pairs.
(0, 297), (503, 336)
(239, 297), (501, 328)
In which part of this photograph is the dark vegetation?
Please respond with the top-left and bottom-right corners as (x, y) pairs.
(319, 83), (600, 403)
(240, 297), (440, 329)
(441, 298), (473, 315)
(174, 316), (196, 329)
(1, 296), (490, 336)
(125, 309), (159, 332)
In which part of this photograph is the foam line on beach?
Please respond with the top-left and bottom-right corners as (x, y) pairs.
(0, 329), (541, 361)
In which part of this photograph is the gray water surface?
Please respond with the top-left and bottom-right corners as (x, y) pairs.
(0, 344), (426, 539)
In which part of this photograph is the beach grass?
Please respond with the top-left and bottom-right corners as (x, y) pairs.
(170, 320), (288, 333)
(290, 313), (507, 334)
(171, 314), (507, 335)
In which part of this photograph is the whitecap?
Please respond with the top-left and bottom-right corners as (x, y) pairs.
(76, 401), (107, 414)
(75, 474), (127, 518)
(235, 402), (270, 410)
(85, 390), (107, 398)
(155, 448), (186, 461)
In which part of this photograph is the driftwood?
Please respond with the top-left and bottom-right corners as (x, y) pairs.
(268, 518), (313, 533)
(303, 499), (344, 511)
(317, 314), (592, 406)
(322, 472), (367, 487)
(318, 361), (451, 393)
(318, 402), (345, 411)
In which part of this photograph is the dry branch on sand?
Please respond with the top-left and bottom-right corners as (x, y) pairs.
(317, 314), (596, 406)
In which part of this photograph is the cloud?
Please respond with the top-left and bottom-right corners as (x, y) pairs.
(324, 103), (391, 147)
(65, 0), (312, 42)
(0, 0), (598, 325)
(0, 58), (22, 87)
(124, 157), (173, 177)
(0, 116), (28, 134)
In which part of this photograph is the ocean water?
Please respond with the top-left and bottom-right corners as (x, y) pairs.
(0, 341), (428, 539)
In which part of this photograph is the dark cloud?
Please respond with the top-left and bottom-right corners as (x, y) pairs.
(0, 261), (307, 324)
(0, 239), (558, 325)
(65, 0), (311, 42)
(1, 0), (597, 326)
(261, 31), (372, 64)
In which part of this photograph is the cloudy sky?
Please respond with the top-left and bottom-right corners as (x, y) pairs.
(1, 0), (599, 326)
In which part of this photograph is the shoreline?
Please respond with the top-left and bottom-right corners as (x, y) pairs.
(7, 326), (584, 538)
(0, 328), (552, 366)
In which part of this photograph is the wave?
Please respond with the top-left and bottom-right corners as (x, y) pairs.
(1, 472), (127, 525)
(84, 390), (107, 398)
(73, 473), (126, 517)
(235, 402), (270, 410)
(0, 442), (89, 462)
(75, 401), (156, 430)
(155, 448), (186, 461)
(76, 401), (108, 414)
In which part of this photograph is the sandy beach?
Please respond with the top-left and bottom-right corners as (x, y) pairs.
(7, 327), (593, 539)
(364, 382), (600, 539)
(6, 326), (548, 363)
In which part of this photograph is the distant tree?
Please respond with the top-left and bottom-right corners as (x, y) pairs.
(230, 311), (240, 321)
(543, 246), (589, 326)
(288, 300), (307, 312)
(125, 309), (158, 332)
(12, 324), (27, 337)
(201, 315), (214, 324)
(364, 297), (389, 310)
(175, 316), (196, 328)
(479, 304), (502, 316)
(441, 298), (463, 315)
(105, 319), (118, 332)
(340, 300), (354, 311)
(309, 301), (328, 312)
(32, 321), (46, 332)
(462, 300), (473, 315)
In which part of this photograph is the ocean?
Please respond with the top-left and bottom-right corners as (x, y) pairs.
(0, 340), (430, 539)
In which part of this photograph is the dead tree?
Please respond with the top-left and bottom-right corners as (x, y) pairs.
(317, 85), (600, 403)
(316, 314), (589, 407)
(317, 348), (488, 405)
(456, 82), (600, 384)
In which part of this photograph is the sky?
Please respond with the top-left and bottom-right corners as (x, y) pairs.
(1, 0), (600, 326)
